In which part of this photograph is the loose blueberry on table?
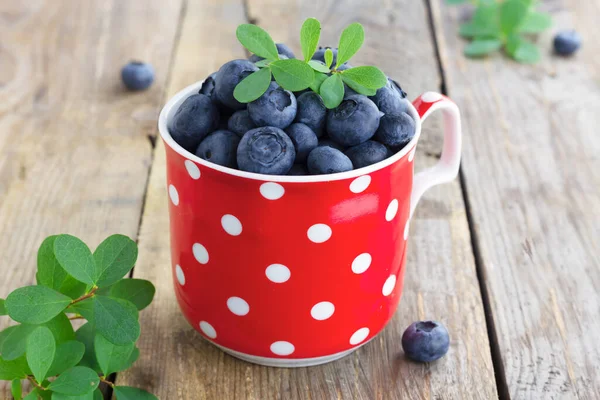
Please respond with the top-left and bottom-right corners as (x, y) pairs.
(168, 18), (417, 175)
(553, 30), (582, 56)
(402, 321), (450, 363)
(121, 61), (155, 91)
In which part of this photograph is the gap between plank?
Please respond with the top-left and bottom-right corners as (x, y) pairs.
(423, 1), (508, 399)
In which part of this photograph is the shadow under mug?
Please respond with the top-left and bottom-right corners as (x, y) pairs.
(158, 82), (462, 367)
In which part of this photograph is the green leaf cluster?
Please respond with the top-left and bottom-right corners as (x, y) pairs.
(448, 0), (552, 63)
(1, 234), (157, 399)
(233, 18), (388, 109)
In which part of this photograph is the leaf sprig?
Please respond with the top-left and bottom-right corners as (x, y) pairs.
(1, 234), (157, 400)
(234, 18), (387, 109)
(448, 0), (552, 63)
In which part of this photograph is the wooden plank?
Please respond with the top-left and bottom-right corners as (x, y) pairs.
(119, 0), (496, 398)
(430, 0), (600, 398)
(0, 0), (183, 397)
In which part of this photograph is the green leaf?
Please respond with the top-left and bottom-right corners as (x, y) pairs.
(26, 326), (56, 382)
(54, 235), (97, 285)
(93, 235), (138, 287)
(0, 355), (29, 380)
(341, 76), (377, 96)
(233, 67), (272, 103)
(37, 236), (68, 289)
(336, 22), (364, 68)
(94, 389), (102, 400)
(0, 298), (7, 315)
(108, 279), (155, 310)
(0, 325), (36, 360)
(47, 340), (85, 377)
(48, 366), (99, 395)
(460, 4), (500, 38)
(340, 66), (387, 89)
(51, 390), (97, 400)
(6, 286), (72, 324)
(44, 313), (75, 345)
(320, 74), (344, 109)
(446, 0), (468, 4)
(113, 386), (158, 400)
(74, 324), (100, 373)
(500, 0), (529, 35)
(236, 24), (279, 61)
(506, 35), (540, 63)
(270, 59), (315, 91)
(12, 378), (22, 400)
(300, 18), (321, 62)
(464, 38), (503, 57)
(254, 59), (270, 68)
(23, 391), (38, 400)
(94, 296), (140, 345)
(307, 60), (330, 73)
(324, 49), (333, 68)
(68, 298), (95, 325)
(519, 11), (552, 33)
(309, 72), (328, 93)
(121, 347), (140, 371)
(94, 334), (134, 375)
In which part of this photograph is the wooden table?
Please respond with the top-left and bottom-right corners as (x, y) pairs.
(1, 0), (598, 398)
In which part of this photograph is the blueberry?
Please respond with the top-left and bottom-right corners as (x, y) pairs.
(199, 72), (217, 98)
(370, 78), (409, 115)
(228, 110), (257, 137)
(343, 84), (359, 99)
(249, 43), (296, 62)
(248, 82), (297, 129)
(307, 146), (353, 175)
(345, 140), (390, 169)
(169, 94), (219, 152)
(326, 95), (383, 147)
(288, 164), (308, 176)
(237, 127), (295, 175)
(121, 61), (154, 91)
(195, 130), (240, 168)
(284, 123), (318, 163)
(375, 112), (415, 148)
(554, 30), (582, 56)
(401, 321), (450, 363)
(337, 63), (352, 71)
(295, 92), (327, 137)
(312, 47), (350, 70)
(214, 60), (258, 110)
(318, 138), (346, 152)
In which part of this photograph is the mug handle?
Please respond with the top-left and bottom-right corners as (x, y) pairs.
(409, 92), (462, 217)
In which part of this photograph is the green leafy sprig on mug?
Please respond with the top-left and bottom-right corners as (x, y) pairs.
(233, 18), (387, 109)
(447, 0), (552, 63)
(0, 234), (157, 400)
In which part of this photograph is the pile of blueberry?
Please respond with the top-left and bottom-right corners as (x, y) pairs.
(168, 45), (415, 176)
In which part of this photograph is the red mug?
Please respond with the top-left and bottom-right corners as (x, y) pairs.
(158, 83), (462, 367)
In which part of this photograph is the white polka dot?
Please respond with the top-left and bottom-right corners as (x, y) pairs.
(175, 264), (185, 285)
(408, 147), (416, 162)
(270, 341), (295, 356)
(260, 182), (285, 200)
(382, 275), (397, 296)
(227, 297), (250, 316)
(349, 327), (370, 345)
(404, 219), (410, 240)
(265, 264), (290, 283)
(169, 184), (179, 206)
(352, 253), (372, 274)
(349, 175), (371, 193)
(421, 92), (443, 103)
(221, 214), (242, 236)
(307, 223), (332, 243)
(185, 160), (201, 179)
(193, 243), (209, 264)
(311, 301), (335, 321)
(385, 199), (399, 221)
(199, 321), (217, 339)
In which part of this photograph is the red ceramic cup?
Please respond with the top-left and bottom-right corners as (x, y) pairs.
(158, 82), (462, 367)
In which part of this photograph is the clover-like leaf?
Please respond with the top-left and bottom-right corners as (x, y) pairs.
(11, 378), (22, 400)
(45, 313), (76, 345)
(236, 24), (279, 61)
(113, 386), (159, 400)
(0, 325), (36, 361)
(324, 49), (334, 68)
(68, 298), (95, 325)
(464, 39), (503, 57)
(518, 11), (552, 33)
(51, 391), (97, 400)
(341, 75), (377, 96)
(54, 235), (97, 285)
(500, 0), (529, 35)
(309, 72), (328, 93)
(74, 323), (100, 373)
(109, 279), (155, 310)
(26, 326), (56, 382)
(93, 234), (138, 287)
(320, 74), (344, 109)
(340, 66), (386, 89)
(336, 22), (364, 68)
(300, 18), (321, 62)
(506, 35), (540, 63)
(47, 340), (85, 377)
(308, 60), (330, 73)
(94, 334), (135, 375)
(6, 285), (72, 324)
(47, 366), (99, 395)
(233, 67), (272, 103)
(0, 298), (6, 315)
(93, 296), (140, 345)
(459, 4), (500, 38)
(270, 59), (315, 91)
(0, 355), (30, 380)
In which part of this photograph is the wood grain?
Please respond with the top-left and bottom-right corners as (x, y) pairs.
(118, 0), (497, 398)
(0, 0), (183, 397)
(430, 0), (600, 398)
